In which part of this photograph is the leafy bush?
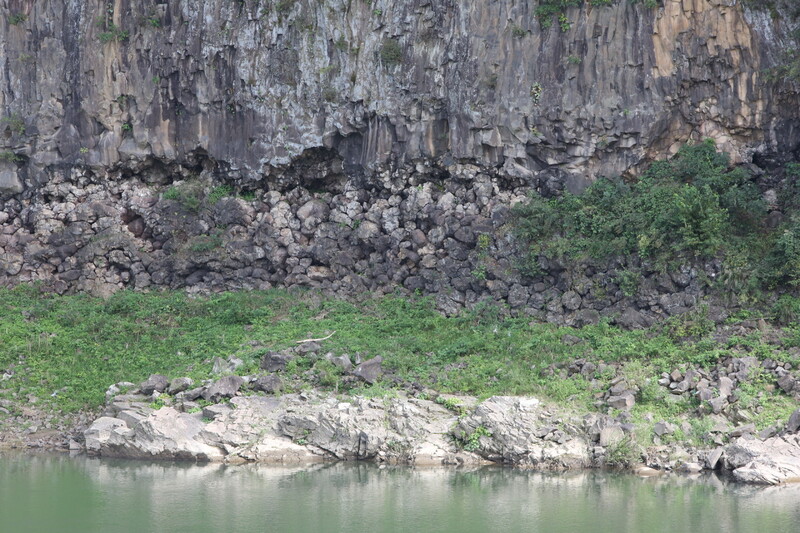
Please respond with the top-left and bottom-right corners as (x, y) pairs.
(207, 185), (233, 204)
(605, 436), (640, 467)
(513, 140), (790, 290)
(98, 24), (129, 43)
(379, 39), (404, 65)
(8, 13), (27, 25)
(1, 114), (25, 135)
(162, 182), (203, 212)
(0, 151), (21, 162)
(763, 217), (800, 287)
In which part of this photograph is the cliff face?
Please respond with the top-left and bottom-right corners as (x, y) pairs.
(0, 1), (798, 320)
(1, 0), (797, 192)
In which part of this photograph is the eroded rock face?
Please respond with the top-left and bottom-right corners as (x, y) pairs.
(724, 435), (800, 485)
(1, 1), (797, 187)
(455, 396), (591, 469)
(83, 391), (604, 468)
(1, 1), (798, 317)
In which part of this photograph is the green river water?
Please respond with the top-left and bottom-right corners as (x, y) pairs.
(1, 454), (799, 533)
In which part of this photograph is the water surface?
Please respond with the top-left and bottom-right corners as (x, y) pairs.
(1, 454), (799, 532)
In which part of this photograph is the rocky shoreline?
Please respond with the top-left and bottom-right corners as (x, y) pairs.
(4, 362), (799, 486)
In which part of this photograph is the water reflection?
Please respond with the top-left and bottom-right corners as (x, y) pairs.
(1, 454), (799, 533)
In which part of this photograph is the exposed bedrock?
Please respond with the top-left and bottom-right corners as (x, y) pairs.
(0, 0), (797, 188)
(1, 0), (799, 319)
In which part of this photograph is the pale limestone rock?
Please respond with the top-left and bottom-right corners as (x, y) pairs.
(455, 396), (591, 469)
(725, 435), (800, 485)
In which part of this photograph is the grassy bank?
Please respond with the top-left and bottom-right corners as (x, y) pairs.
(1, 286), (798, 441)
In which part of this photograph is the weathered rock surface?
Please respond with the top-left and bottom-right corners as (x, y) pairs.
(84, 390), (605, 469)
(0, 1), (796, 186)
(139, 374), (168, 395)
(0, 1), (798, 323)
(201, 375), (245, 402)
(724, 435), (800, 485)
(455, 396), (591, 469)
(352, 356), (383, 384)
(85, 392), (489, 465)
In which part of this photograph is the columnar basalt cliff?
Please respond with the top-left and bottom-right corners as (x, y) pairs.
(1, 0), (798, 319)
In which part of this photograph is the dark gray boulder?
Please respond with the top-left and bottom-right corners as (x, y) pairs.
(353, 356), (383, 384)
(202, 376), (245, 402)
(787, 409), (800, 434)
(167, 377), (194, 395)
(261, 351), (293, 372)
(140, 374), (169, 395)
(252, 374), (282, 394)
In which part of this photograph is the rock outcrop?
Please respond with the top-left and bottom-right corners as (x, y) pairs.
(1, 1), (797, 187)
(85, 379), (602, 468)
(85, 391), (489, 465)
(85, 383), (800, 484)
(455, 396), (591, 469)
(724, 434), (800, 485)
(1, 1), (798, 312)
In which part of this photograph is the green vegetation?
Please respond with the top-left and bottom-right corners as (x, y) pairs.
(98, 23), (129, 43)
(766, 49), (800, 82)
(8, 13), (27, 25)
(1, 114), (25, 135)
(535, 0), (581, 30)
(535, 1), (658, 31)
(456, 426), (492, 452)
(379, 39), (404, 66)
(1, 286), (797, 433)
(514, 140), (800, 297)
(335, 37), (349, 51)
(511, 25), (528, 38)
(163, 181), (251, 214)
(207, 185), (234, 204)
(605, 435), (639, 467)
(743, 0), (800, 18)
(0, 151), (21, 163)
(530, 83), (543, 104)
(185, 232), (224, 254)
(163, 182), (204, 212)
(145, 15), (161, 29)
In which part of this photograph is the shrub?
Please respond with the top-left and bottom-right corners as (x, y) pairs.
(535, 0), (581, 29)
(763, 217), (800, 287)
(8, 13), (27, 25)
(605, 435), (639, 467)
(1, 114), (25, 135)
(187, 233), (223, 253)
(513, 140), (766, 270)
(380, 39), (404, 65)
(162, 182), (204, 213)
(98, 24), (129, 43)
(512, 141), (800, 293)
(207, 185), (233, 204)
(0, 151), (21, 163)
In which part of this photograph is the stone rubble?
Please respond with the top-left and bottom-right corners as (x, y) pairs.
(0, 161), (728, 327)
